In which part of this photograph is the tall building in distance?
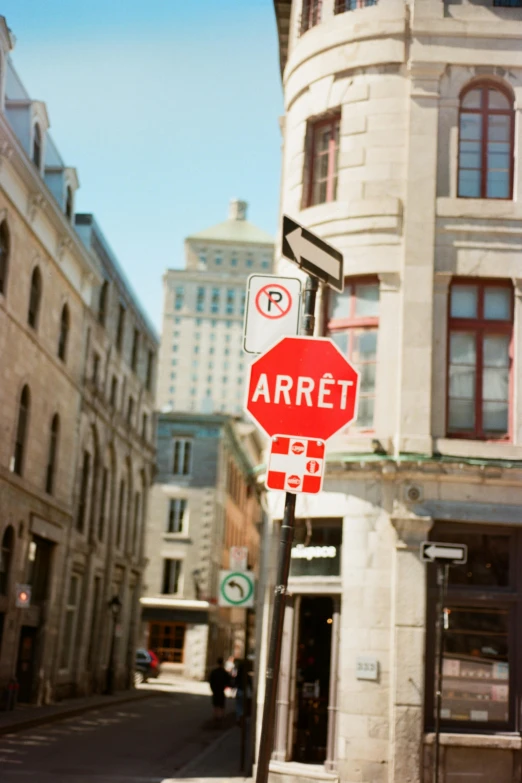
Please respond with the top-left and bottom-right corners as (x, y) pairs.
(157, 199), (274, 415)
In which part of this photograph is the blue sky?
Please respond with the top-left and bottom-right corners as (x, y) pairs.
(2, 0), (283, 330)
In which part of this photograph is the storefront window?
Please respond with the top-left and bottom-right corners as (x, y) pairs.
(149, 622), (185, 663)
(425, 524), (521, 732)
(442, 606), (509, 724)
(290, 520), (342, 578)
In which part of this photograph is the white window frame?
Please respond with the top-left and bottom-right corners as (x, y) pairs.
(172, 438), (192, 476)
(167, 498), (187, 534)
(161, 558), (183, 595)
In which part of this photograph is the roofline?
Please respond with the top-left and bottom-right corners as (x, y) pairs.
(0, 114), (102, 286)
(75, 213), (159, 344)
(273, 0), (292, 79)
(157, 411), (262, 480)
(158, 410), (238, 425)
(184, 232), (274, 246)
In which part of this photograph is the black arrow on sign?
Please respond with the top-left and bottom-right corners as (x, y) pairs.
(228, 580), (245, 598)
(282, 215), (344, 293)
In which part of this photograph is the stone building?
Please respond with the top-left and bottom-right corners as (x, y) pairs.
(259, 2), (522, 783)
(68, 214), (158, 697)
(141, 412), (262, 679)
(0, 22), (157, 703)
(157, 199), (274, 415)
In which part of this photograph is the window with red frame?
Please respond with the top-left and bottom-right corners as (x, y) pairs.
(306, 115), (340, 207)
(300, 0), (322, 34)
(334, 0), (377, 13)
(458, 83), (514, 199)
(327, 279), (379, 429)
(447, 281), (513, 440)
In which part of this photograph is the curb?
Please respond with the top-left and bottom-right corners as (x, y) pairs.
(176, 725), (237, 777)
(0, 689), (157, 737)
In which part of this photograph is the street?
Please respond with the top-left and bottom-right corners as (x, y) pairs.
(0, 677), (247, 783)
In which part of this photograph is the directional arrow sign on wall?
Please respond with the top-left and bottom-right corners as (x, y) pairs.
(282, 215), (344, 293)
(421, 542), (468, 565)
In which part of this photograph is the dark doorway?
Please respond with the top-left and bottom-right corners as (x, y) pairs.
(292, 596), (333, 763)
(16, 626), (37, 702)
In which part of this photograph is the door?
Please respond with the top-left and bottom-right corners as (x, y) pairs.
(292, 596), (333, 763)
(16, 626), (37, 702)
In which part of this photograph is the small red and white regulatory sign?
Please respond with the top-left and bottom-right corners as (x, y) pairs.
(266, 435), (325, 494)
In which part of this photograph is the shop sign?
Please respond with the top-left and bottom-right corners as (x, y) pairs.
(291, 545), (337, 561)
(290, 522), (342, 578)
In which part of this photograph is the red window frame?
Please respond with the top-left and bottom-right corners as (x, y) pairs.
(334, 0), (377, 12)
(306, 114), (341, 208)
(325, 276), (379, 432)
(458, 82), (514, 200)
(300, 0), (322, 34)
(446, 279), (514, 442)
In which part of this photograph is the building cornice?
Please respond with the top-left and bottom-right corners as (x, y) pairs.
(0, 113), (102, 286)
(140, 597), (213, 611)
(274, 0), (292, 79)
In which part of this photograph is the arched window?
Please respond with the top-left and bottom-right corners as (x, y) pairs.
(65, 186), (73, 221)
(98, 280), (108, 326)
(28, 267), (42, 329)
(458, 83), (514, 200)
(0, 526), (14, 595)
(58, 304), (70, 361)
(13, 385), (30, 476)
(32, 123), (42, 169)
(0, 221), (9, 295)
(45, 414), (60, 494)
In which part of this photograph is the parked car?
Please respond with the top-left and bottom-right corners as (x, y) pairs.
(135, 648), (161, 685)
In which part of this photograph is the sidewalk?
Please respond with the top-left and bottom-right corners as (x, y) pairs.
(0, 687), (153, 736)
(171, 720), (253, 782)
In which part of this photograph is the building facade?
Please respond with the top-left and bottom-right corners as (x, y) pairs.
(259, 2), (522, 783)
(157, 199), (274, 415)
(0, 22), (158, 704)
(67, 214), (158, 698)
(141, 412), (262, 680)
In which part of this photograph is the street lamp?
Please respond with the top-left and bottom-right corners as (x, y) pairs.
(105, 595), (122, 695)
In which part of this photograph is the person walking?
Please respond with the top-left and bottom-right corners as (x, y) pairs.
(234, 658), (246, 726)
(209, 657), (230, 726)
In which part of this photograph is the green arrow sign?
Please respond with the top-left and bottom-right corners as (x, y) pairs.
(218, 570), (255, 608)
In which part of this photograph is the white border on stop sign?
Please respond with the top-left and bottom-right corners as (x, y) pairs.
(242, 334), (360, 440)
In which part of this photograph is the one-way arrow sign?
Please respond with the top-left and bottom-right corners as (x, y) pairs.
(282, 215), (344, 293)
(421, 541), (468, 564)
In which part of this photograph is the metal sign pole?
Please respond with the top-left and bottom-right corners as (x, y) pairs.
(255, 273), (318, 783)
(241, 607), (251, 774)
(433, 563), (449, 783)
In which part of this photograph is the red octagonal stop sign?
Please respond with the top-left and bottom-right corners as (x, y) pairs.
(245, 336), (360, 440)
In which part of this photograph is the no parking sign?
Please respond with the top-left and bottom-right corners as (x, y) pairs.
(243, 274), (301, 354)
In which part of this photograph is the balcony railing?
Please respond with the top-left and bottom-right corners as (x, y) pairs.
(334, 0), (377, 13)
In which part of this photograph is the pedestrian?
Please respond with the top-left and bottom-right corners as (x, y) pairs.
(234, 658), (245, 726)
(209, 657), (230, 726)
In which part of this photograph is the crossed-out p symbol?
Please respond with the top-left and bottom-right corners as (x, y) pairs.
(255, 284), (292, 320)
